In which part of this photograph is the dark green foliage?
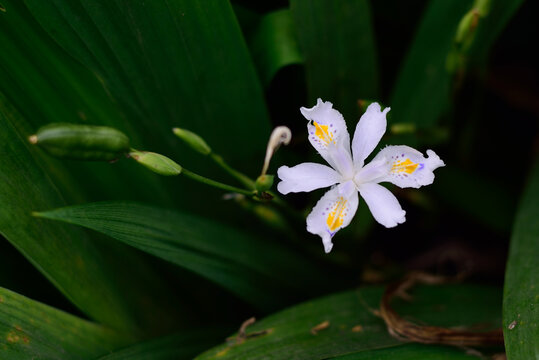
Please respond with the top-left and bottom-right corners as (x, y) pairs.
(0, 0), (535, 358)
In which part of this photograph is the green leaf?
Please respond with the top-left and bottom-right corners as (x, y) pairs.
(0, 286), (129, 359)
(469, 0), (527, 64)
(503, 158), (539, 359)
(0, 0), (171, 204)
(0, 95), (181, 335)
(249, 9), (303, 86)
(97, 330), (225, 360)
(389, 1), (470, 130)
(35, 201), (327, 310)
(22, 0), (270, 169)
(195, 284), (502, 359)
(290, 0), (378, 120)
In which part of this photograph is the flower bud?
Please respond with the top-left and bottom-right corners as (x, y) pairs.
(255, 174), (274, 192)
(129, 150), (182, 176)
(261, 126), (292, 176)
(172, 127), (211, 155)
(30, 123), (130, 161)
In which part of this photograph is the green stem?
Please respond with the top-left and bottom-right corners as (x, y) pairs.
(181, 168), (255, 196)
(209, 153), (256, 189)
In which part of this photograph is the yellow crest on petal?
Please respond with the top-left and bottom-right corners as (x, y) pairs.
(391, 158), (419, 174)
(313, 121), (334, 146)
(326, 196), (348, 231)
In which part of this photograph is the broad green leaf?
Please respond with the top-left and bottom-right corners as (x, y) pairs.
(390, 0), (525, 131)
(249, 9), (303, 86)
(291, 0), (378, 121)
(0, 96), (181, 335)
(0, 286), (129, 359)
(196, 284), (502, 359)
(503, 158), (539, 359)
(35, 201), (328, 310)
(0, 0), (169, 205)
(22, 0), (270, 171)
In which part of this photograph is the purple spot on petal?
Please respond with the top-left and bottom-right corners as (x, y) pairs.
(401, 153), (405, 157)
(419, 163), (425, 170)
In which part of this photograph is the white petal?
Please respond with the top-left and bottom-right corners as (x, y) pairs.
(358, 183), (406, 228)
(354, 157), (391, 185)
(306, 182), (359, 253)
(277, 163), (341, 195)
(302, 99), (354, 178)
(370, 146), (445, 189)
(352, 103), (390, 169)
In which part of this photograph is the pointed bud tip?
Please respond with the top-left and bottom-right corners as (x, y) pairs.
(28, 135), (38, 144)
(130, 150), (182, 176)
(172, 127), (211, 155)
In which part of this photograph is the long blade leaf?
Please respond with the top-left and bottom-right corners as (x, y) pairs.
(0, 95), (181, 335)
(0, 286), (129, 359)
(290, 0), (378, 120)
(196, 284), (502, 359)
(35, 201), (327, 310)
(503, 158), (539, 358)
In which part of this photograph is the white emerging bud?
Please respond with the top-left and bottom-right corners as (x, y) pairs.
(261, 126), (292, 176)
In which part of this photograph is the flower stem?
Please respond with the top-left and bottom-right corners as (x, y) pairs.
(181, 168), (255, 196)
(209, 153), (256, 189)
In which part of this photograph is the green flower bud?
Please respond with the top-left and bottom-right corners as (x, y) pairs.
(30, 123), (130, 161)
(255, 174), (274, 192)
(172, 127), (211, 155)
(455, 9), (479, 45)
(130, 150), (182, 176)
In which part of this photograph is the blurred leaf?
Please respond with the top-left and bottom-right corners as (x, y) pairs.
(390, 1), (470, 131)
(0, 286), (129, 359)
(21, 0), (270, 170)
(291, 0), (378, 120)
(503, 158), (539, 359)
(434, 167), (517, 233)
(249, 9), (303, 86)
(470, 0), (527, 63)
(391, 0), (525, 132)
(196, 284), (501, 359)
(97, 330), (225, 360)
(35, 201), (327, 310)
(0, 96), (181, 335)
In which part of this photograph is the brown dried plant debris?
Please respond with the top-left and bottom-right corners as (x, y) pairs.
(227, 317), (272, 345)
(379, 272), (504, 347)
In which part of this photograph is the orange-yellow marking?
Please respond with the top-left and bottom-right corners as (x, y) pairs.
(313, 121), (333, 146)
(391, 158), (419, 174)
(327, 197), (347, 231)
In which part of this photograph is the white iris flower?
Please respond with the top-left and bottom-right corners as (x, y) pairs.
(277, 99), (445, 253)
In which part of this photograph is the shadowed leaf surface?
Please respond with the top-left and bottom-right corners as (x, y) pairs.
(0, 286), (129, 359)
(35, 201), (328, 310)
(503, 158), (539, 359)
(196, 284), (501, 360)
